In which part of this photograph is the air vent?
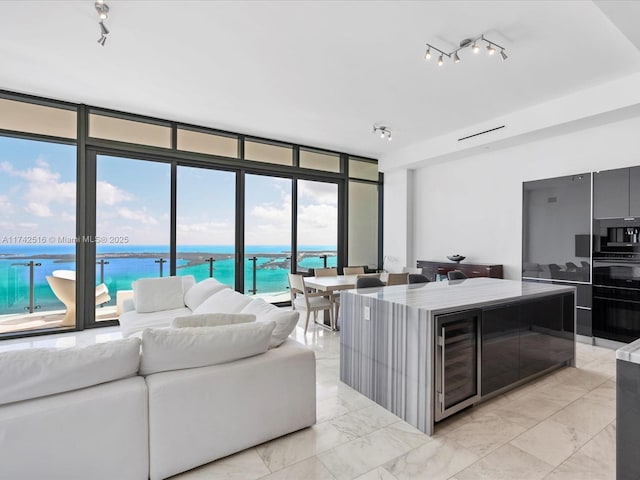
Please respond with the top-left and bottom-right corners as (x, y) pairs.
(548, 197), (558, 203)
(458, 125), (505, 142)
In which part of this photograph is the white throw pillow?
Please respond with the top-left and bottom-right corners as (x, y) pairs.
(133, 276), (185, 313)
(192, 288), (254, 315)
(0, 338), (141, 406)
(139, 322), (275, 375)
(172, 313), (256, 328)
(183, 278), (229, 311)
(241, 298), (299, 348)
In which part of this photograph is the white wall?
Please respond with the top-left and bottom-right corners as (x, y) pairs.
(385, 115), (640, 279)
(382, 169), (414, 272)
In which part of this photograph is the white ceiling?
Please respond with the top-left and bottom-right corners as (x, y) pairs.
(1, 1), (639, 161)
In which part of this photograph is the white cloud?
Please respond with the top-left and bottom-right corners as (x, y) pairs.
(97, 181), (133, 206)
(25, 202), (52, 217)
(0, 194), (13, 214)
(298, 181), (337, 206)
(117, 207), (158, 225)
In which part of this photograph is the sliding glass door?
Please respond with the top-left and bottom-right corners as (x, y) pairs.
(0, 137), (77, 334)
(296, 179), (338, 273)
(244, 174), (292, 302)
(95, 155), (170, 322)
(176, 166), (236, 286)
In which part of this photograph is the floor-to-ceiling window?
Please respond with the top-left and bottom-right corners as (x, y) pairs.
(94, 155), (171, 322)
(0, 97), (77, 335)
(244, 174), (293, 302)
(0, 92), (382, 339)
(176, 166), (236, 285)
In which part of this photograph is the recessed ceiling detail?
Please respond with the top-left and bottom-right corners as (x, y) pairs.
(425, 34), (507, 66)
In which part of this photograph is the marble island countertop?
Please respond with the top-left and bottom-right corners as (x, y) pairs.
(344, 277), (575, 315)
(616, 337), (640, 364)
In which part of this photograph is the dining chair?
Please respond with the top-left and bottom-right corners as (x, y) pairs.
(288, 273), (334, 333)
(343, 266), (365, 275)
(447, 270), (467, 280)
(386, 272), (409, 285)
(356, 276), (384, 288)
(408, 274), (430, 284)
(314, 267), (338, 277)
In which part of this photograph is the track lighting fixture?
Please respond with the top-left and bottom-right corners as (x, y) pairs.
(372, 125), (392, 142)
(423, 34), (507, 67)
(95, 1), (110, 46)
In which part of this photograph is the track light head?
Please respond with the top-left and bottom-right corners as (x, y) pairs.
(373, 125), (393, 142)
(99, 21), (109, 35)
(97, 35), (107, 46)
(423, 34), (507, 68)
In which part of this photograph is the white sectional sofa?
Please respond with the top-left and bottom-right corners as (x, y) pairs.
(0, 277), (316, 480)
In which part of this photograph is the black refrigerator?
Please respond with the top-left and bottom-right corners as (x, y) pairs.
(522, 173), (592, 336)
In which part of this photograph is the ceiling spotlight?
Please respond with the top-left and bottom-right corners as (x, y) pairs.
(423, 34), (507, 67)
(95, 1), (110, 46)
(373, 125), (392, 142)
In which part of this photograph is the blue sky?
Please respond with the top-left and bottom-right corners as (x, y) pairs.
(0, 137), (337, 247)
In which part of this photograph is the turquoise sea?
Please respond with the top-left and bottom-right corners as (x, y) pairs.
(0, 245), (337, 314)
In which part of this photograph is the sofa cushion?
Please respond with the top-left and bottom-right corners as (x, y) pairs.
(241, 299), (299, 348)
(183, 278), (229, 311)
(192, 288), (254, 315)
(0, 337), (141, 406)
(134, 276), (185, 313)
(119, 306), (192, 338)
(172, 313), (256, 328)
(139, 322), (276, 375)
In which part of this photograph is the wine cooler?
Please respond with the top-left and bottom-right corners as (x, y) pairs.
(434, 309), (481, 422)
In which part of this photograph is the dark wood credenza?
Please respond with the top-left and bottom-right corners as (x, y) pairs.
(417, 260), (503, 281)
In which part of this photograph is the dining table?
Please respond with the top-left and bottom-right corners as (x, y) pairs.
(303, 273), (385, 330)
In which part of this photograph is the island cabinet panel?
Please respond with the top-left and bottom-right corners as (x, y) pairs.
(481, 304), (520, 396)
(481, 293), (575, 397)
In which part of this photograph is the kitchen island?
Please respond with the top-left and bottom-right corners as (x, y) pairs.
(339, 277), (575, 435)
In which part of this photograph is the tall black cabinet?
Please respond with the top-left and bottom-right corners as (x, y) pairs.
(522, 173), (592, 336)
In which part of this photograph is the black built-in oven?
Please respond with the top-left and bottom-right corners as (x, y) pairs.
(593, 238), (640, 343)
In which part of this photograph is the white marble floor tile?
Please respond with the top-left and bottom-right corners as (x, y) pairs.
(384, 437), (479, 480)
(256, 421), (356, 472)
(257, 457), (336, 480)
(509, 418), (591, 467)
(554, 367), (610, 392)
(455, 444), (554, 480)
(383, 421), (432, 450)
(330, 403), (401, 437)
(445, 412), (527, 457)
(490, 393), (566, 429)
(582, 379), (615, 409)
(353, 467), (398, 480)
(318, 426), (415, 480)
(545, 422), (616, 480)
(170, 448), (270, 480)
(550, 397), (616, 436)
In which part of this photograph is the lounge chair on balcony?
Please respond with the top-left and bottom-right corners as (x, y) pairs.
(46, 270), (111, 327)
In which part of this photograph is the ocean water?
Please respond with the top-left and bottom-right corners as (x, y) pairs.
(0, 245), (336, 314)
